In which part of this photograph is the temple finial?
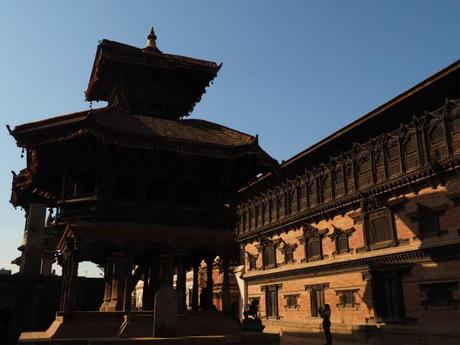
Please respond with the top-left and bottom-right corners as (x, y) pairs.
(145, 27), (161, 53)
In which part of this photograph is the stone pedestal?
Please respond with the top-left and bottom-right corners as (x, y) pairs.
(153, 255), (178, 337)
(21, 203), (46, 275)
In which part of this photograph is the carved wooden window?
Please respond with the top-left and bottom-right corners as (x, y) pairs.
(284, 191), (291, 217)
(334, 167), (345, 197)
(336, 232), (349, 254)
(268, 199), (273, 222)
(428, 122), (447, 161)
(284, 246), (294, 264)
(308, 179), (318, 207)
(336, 289), (359, 308)
(323, 173), (333, 202)
(419, 282), (459, 308)
(262, 242), (277, 269)
(74, 173), (96, 195)
(305, 236), (323, 262)
(261, 203), (266, 225)
(386, 142), (401, 178)
(255, 206), (259, 228)
(284, 294), (300, 310)
(452, 115), (460, 153)
(146, 178), (169, 203)
(177, 180), (199, 204)
(409, 204), (447, 238)
(365, 208), (396, 248)
(248, 254), (257, 271)
(114, 174), (139, 200)
(345, 164), (355, 194)
(356, 154), (372, 189)
(248, 209), (253, 229)
(374, 149), (386, 183)
(403, 133), (419, 172)
(290, 189), (296, 214)
(296, 185), (304, 211)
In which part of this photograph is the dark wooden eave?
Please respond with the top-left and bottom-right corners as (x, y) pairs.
(84, 39), (222, 119)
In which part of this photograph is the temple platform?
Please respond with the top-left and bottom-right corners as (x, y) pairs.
(18, 311), (279, 344)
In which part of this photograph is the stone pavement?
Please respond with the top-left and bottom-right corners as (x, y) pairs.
(280, 334), (365, 345)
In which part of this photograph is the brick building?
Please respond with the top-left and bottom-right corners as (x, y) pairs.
(236, 61), (460, 341)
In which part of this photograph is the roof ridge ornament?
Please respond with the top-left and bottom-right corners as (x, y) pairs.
(144, 26), (162, 53)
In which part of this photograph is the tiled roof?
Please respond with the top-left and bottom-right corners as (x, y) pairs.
(12, 106), (256, 148)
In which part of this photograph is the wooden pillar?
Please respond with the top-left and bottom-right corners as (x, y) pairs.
(59, 240), (79, 312)
(142, 265), (151, 310)
(176, 255), (186, 312)
(205, 257), (214, 309)
(100, 258), (114, 311)
(40, 252), (55, 275)
(222, 255), (230, 312)
(108, 256), (130, 311)
(192, 262), (199, 311)
(123, 259), (133, 312)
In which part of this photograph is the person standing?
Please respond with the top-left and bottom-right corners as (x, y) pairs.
(318, 304), (332, 345)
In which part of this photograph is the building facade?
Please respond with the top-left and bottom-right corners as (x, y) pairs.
(236, 61), (460, 339)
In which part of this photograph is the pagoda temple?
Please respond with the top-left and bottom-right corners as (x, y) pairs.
(8, 29), (278, 342)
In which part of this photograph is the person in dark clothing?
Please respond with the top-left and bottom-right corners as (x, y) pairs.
(318, 304), (332, 345)
(243, 299), (259, 319)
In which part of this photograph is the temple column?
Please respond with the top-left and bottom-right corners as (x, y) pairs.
(142, 265), (151, 310)
(192, 261), (199, 311)
(40, 252), (55, 275)
(222, 255), (230, 312)
(100, 259), (114, 311)
(108, 256), (130, 311)
(21, 203), (46, 274)
(176, 254), (186, 312)
(59, 239), (79, 312)
(122, 259), (133, 312)
(205, 256), (214, 310)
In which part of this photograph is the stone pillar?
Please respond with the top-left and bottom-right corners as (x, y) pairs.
(176, 255), (186, 312)
(21, 203), (46, 274)
(222, 255), (230, 312)
(153, 254), (178, 337)
(205, 257), (214, 310)
(59, 240), (79, 312)
(100, 259), (114, 311)
(40, 252), (55, 275)
(192, 262), (199, 311)
(108, 256), (130, 311)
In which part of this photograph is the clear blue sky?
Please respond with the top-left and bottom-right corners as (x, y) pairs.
(0, 0), (458, 275)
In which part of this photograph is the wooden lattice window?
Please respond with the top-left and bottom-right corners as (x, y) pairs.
(334, 167), (345, 197)
(262, 242), (277, 269)
(284, 294), (300, 310)
(365, 208), (396, 249)
(428, 122), (447, 161)
(387, 142), (401, 178)
(419, 282), (459, 308)
(284, 246), (294, 264)
(408, 203), (447, 238)
(114, 174), (139, 200)
(403, 133), (420, 172)
(305, 285), (326, 317)
(336, 232), (349, 254)
(336, 289), (359, 308)
(248, 254), (257, 271)
(356, 154), (372, 189)
(146, 178), (169, 203)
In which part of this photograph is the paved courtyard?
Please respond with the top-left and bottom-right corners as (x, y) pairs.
(280, 334), (363, 345)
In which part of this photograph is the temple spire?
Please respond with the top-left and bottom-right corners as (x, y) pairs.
(145, 27), (161, 53)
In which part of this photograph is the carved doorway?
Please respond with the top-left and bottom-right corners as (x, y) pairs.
(265, 285), (279, 318)
(372, 270), (405, 321)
